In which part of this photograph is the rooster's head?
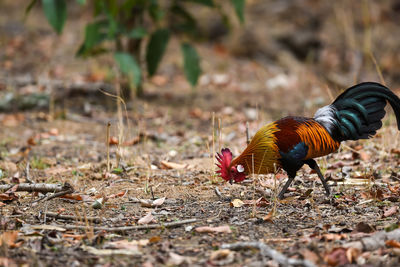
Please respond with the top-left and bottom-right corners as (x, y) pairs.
(216, 148), (246, 183)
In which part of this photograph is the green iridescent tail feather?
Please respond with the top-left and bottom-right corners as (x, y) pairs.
(331, 82), (400, 140)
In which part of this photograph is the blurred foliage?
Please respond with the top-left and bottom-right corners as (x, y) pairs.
(26, 0), (246, 96)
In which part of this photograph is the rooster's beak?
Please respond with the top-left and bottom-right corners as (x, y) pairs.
(229, 179), (233, 185)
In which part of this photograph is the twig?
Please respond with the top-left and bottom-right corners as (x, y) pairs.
(343, 228), (400, 251)
(221, 241), (316, 267)
(62, 218), (198, 232)
(35, 188), (74, 203)
(214, 187), (223, 199)
(0, 182), (73, 193)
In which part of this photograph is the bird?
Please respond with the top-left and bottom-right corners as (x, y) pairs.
(216, 82), (400, 199)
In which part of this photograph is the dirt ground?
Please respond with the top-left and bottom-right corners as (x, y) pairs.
(1, 1), (400, 266)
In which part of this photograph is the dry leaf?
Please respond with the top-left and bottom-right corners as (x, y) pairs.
(346, 247), (360, 263)
(149, 236), (161, 243)
(138, 212), (155, 225)
(386, 239), (400, 248)
(62, 234), (85, 240)
(355, 222), (375, 233)
(300, 249), (319, 264)
(390, 148), (400, 155)
(152, 197), (166, 206)
(151, 75), (168, 86)
(0, 231), (19, 247)
(209, 249), (234, 265)
(0, 193), (15, 201)
(168, 252), (189, 265)
(230, 199), (244, 208)
(161, 161), (187, 170)
(107, 239), (149, 250)
(321, 233), (347, 241)
(0, 257), (16, 267)
(109, 191), (127, 199)
(324, 247), (349, 266)
(358, 151), (370, 161)
(60, 194), (83, 201)
(263, 210), (274, 222)
(210, 249), (232, 261)
(195, 225), (232, 234)
(243, 197), (269, 207)
(48, 128), (59, 136)
(109, 136), (119, 145)
(384, 206), (398, 217)
(27, 136), (37, 146)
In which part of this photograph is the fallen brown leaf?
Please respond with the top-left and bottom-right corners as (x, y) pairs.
(209, 249), (235, 265)
(321, 233), (347, 241)
(345, 247), (360, 263)
(300, 249), (320, 264)
(390, 148), (400, 155)
(0, 257), (16, 267)
(149, 236), (161, 243)
(243, 197), (269, 207)
(0, 231), (19, 248)
(109, 136), (119, 145)
(60, 194), (83, 201)
(109, 191), (127, 199)
(152, 197), (166, 206)
(138, 211), (155, 225)
(386, 239), (400, 248)
(161, 161), (187, 170)
(62, 234), (85, 240)
(262, 209), (274, 222)
(168, 252), (189, 265)
(107, 239), (149, 250)
(230, 199), (244, 208)
(383, 206), (398, 217)
(355, 222), (375, 233)
(324, 247), (349, 266)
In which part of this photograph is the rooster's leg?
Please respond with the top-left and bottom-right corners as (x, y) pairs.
(305, 159), (330, 196)
(278, 174), (296, 199)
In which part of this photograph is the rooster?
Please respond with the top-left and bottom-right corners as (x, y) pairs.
(216, 82), (400, 199)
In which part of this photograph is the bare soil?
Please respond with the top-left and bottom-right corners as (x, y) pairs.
(1, 1), (400, 266)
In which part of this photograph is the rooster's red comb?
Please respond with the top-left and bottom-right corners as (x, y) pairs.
(216, 148), (232, 181)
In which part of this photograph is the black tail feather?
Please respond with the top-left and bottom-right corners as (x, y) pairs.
(315, 82), (400, 141)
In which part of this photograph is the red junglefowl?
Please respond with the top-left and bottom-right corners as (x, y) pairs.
(216, 82), (400, 199)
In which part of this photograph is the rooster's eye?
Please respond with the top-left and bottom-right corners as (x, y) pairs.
(237, 165), (244, 173)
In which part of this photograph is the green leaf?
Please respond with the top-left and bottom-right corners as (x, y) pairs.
(185, 0), (214, 7)
(128, 27), (147, 39)
(114, 52), (141, 87)
(148, 0), (164, 21)
(41, 0), (67, 34)
(76, 0), (86, 5)
(77, 21), (108, 56)
(231, 0), (245, 24)
(112, 167), (124, 174)
(146, 29), (170, 76)
(181, 43), (201, 87)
